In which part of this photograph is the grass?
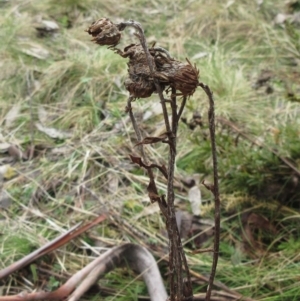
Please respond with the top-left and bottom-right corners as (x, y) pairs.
(0, 0), (300, 300)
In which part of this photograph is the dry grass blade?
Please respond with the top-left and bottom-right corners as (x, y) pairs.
(0, 215), (106, 279)
(0, 244), (166, 301)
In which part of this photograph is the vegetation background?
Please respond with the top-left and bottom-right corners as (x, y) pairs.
(0, 0), (299, 300)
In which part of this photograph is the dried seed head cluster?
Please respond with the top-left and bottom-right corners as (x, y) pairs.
(86, 18), (199, 98)
(85, 18), (121, 46)
(154, 55), (199, 97)
(118, 44), (157, 98)
(116, 44), (199, 98)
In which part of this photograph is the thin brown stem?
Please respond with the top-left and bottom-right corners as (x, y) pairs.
(177, 96), (187, 122)
(172, 88), (193, 299)
(126, 97), (168, 217)
(126, 96), (146, 159)
(198, 83), (220, 301)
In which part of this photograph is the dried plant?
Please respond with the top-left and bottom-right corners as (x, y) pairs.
(86, 18), (220, 301)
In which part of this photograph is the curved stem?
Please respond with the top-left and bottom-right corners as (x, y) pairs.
(198, 83), (220, 301)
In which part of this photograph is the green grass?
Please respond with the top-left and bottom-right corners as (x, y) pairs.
(0, 0), (300, 300)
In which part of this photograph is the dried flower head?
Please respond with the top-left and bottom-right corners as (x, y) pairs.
(116, 44), (158, 98)
(155, 58), (199, 97)
(85, 18), (121, 46)
(125, 77), (156, 98)
(170, 60), (199, 96)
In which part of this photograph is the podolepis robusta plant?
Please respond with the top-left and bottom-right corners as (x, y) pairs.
(86, 17), (220, 301)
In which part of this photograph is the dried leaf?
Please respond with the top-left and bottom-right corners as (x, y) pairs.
(129, 154), (143, 166)
(135, 133), (168, 146)
(242, 212), (277, 251)
(176, 211), (193, 239)
(4, 103), (21, 128)
(35, 20), (59, 37)
(160, 164), (168, 179)
(147, 179), (160, 203)
(51, 145), (72, 155)
(246, 212), (277, 233)
(129, 154), (168, 179)
(20, 42), (50, 60)
(188, 186), (201, 216)
(36, 122), (72, 139)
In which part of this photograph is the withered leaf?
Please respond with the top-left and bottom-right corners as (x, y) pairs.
(188, 186), (201, 216)
(242, 212), (277, 252)
(129, 154), (143, 166)
(135, 133), (168, 147)
(160, 164), (168, 179)
(129, 154), (168, 179)
(147, 179), (160, 203)
(246, 212), (277, 234)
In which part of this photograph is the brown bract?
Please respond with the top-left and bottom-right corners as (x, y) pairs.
(85, 18), (121, 46)
(117, 44), (157, 98)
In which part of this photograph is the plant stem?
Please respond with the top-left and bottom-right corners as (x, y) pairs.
(120, 20), (192, 300)
(199, 83), (220, 301)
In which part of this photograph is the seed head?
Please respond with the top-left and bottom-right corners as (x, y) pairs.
(85, 18), (121, 46)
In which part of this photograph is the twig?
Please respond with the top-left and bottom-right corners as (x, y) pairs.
(198, 83), (220, 301)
